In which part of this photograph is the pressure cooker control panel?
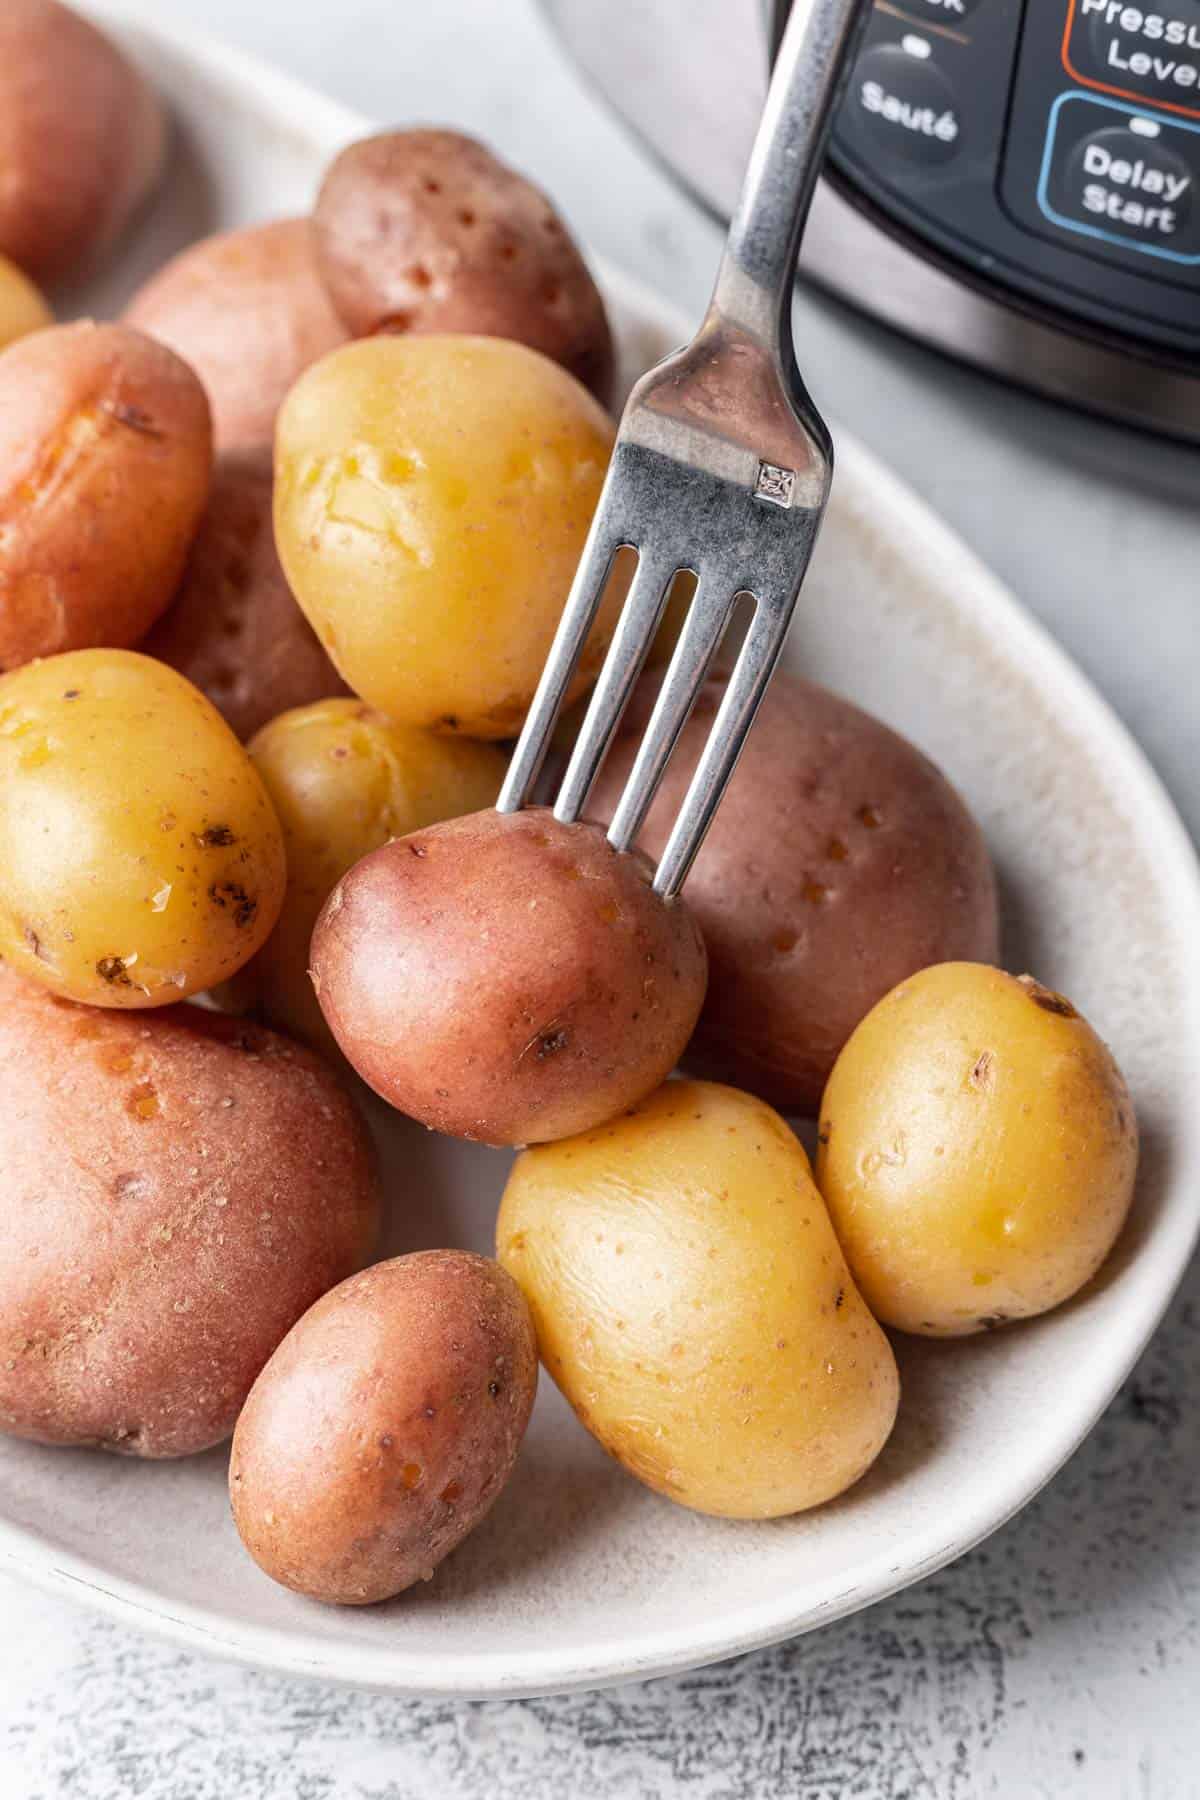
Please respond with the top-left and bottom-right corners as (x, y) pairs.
(828, 0), (1200, 355)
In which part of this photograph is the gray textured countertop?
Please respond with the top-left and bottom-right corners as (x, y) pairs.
(3, 3), (1198, 1795)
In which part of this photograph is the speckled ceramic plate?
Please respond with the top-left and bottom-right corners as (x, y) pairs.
(2, 9), (1198, 1700)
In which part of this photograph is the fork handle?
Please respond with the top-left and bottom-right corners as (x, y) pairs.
(712, 0), (873, 348)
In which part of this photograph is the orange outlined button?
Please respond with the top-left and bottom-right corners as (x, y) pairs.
(1063, 0), (1200, 120)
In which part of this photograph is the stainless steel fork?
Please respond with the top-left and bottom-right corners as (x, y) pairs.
(497, 0), (872, 895)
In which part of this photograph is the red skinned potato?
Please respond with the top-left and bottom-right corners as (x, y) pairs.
(125, 218), (349, 451)
(143, 446), (348, 739)
(314, 129), (614, 405)
(0, 0), (166, 284)
(230, 1251), (538, 1604)
(311, 808), (708, 1145)
(0, 965), (380, 1458)
(589, 671), (1000, 1114)
(224, 700), (506, 1048)
(0, 322), (212, 671)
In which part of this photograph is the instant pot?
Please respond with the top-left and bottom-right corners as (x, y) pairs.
(541, 0), (1200, 439)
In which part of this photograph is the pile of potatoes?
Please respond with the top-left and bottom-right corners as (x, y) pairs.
(0, 0), (1139, 1609)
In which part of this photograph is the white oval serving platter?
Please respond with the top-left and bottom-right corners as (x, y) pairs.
(1, 5), (1198, 1700)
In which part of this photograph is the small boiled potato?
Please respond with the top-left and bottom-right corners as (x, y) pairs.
(0, 254), (51, 351)
(314, 129), (614, 405)
(589, 671), (1000, 1114)
(142, 446), (349, 740)
(125, 218), (349, 452)
(311, 808), (708, 1145)
(274, 333), (621, 738)
(230, 1251), (538, 1604)
(0, 964), (380, 1458)
(0, 650), (286, 1006)
(0, 321), (212, 671)
(816, 963), (1139, 1337)
(234, 699), (506, 1047)
(498, 1080), (899, 1518)
(0, 0), (166, 284)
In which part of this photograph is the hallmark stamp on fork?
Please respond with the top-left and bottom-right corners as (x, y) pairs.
(754, 461), (796, 508)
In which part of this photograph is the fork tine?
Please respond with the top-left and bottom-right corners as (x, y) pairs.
(554, 552), (680, 824)
(496, 512), (624, 814)
(651, 601), (790, 898)
(605, 570), (735, 855)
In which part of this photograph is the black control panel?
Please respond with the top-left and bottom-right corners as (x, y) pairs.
(828, 0), (1200, 356)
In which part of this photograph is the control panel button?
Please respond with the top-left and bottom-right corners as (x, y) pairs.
(903, 0), (987, 19)
(1065, 0), (1200, 119)
(1066, 125), (1193, 237)
(849, 42), (965, 163)
(1038, 94), (1200, 261)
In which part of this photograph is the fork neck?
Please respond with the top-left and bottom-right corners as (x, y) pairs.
(708, 0), (872, 367)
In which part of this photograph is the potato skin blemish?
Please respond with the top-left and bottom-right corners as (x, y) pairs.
(208, 882), (257, 928)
